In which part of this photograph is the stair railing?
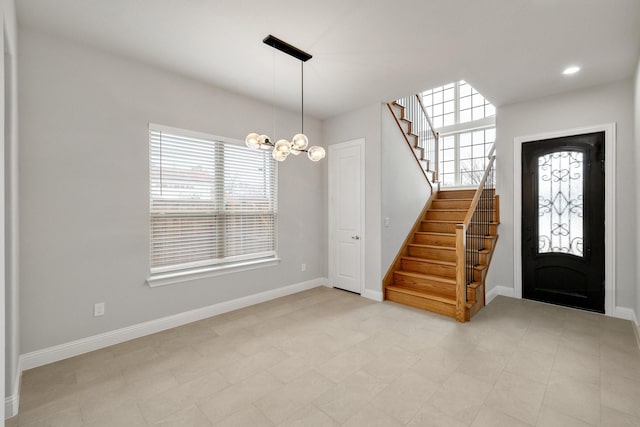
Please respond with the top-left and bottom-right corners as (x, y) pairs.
(455, 145), (497, 322)
(392, 94), (439, 183)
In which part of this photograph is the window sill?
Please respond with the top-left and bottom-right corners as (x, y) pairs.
(146, 257), (281, 288)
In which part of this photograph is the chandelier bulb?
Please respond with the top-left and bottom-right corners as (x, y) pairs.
(275, 139), (292, 154)
(307, 146), (326, 162)
(272, 149), (288, 162)
(292, 133), (309, 151)
(245, 133), (261, 150)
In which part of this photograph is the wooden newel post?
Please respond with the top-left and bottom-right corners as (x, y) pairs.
(455, 224), (467, 322)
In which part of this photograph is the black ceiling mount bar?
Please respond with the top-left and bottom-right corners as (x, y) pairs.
(263, 34), (312, 62)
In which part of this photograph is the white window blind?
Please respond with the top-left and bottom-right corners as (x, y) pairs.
(149, 125), (277, 275)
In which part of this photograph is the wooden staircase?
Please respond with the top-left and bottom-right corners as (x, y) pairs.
(387, 101), (437, 183)
(383, 188), (500, 321)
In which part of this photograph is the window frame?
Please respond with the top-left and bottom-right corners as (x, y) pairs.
(146, 123), (279, 287)
(422, 80), (496, 187)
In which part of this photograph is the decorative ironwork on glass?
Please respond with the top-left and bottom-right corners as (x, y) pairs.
(537, 151), (584, 256)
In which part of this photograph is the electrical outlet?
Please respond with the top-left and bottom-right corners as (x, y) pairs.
(94, 302), (105, 317)
(384, 217), (391, 227)
(301, 263), (306, 271)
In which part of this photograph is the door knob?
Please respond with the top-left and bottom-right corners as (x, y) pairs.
(352, 236), (360, 240)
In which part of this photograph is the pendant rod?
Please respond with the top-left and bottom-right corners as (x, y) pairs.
(301, 61), (304, 134)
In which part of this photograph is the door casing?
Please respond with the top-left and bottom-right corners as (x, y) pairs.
(513, 123), (616, 316)
(328, 138), (366, 295)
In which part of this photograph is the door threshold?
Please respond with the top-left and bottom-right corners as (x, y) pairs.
(333, 287), (360, 295)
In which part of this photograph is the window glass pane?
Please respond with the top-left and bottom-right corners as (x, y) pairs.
(472, 93), (484, 107)
(442, 174), (455, 186)
(486, 104), (496, 117)
(433, 103), (443, 116)
(443, 113), (455, 127)
(538, 151), (584, 256)
(460, 159), (471, 172)
(472, 144), (485, 158)
(426, 106), (433, 117)
(460, 132), (472, 147)
(423, 94), (432, 106)
(459, 82), (471, 97)
(486, 128), (496, 142)
(444, 83), (455, 89)
(442, 161), (455, 174)
(460, 173), (474, 186)
(472, 106), (484, 120)
(444, 88), (455, 101)
(473, 130), (485, 144)
(433, 91), (443, 103)
(459, 146), (472, 160)
(460, 109), (472, 123)
(444, 100), (455, 114)
(460, 96), (471, 110)
(442, 149), (455, 161)
(442, 136), (455, 149)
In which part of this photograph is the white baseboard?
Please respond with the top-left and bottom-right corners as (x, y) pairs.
(362, 289), (383, 302)
(21, 277), (329, 371)
(612, 307), (640, 351)
(486, 285), (515, 304)
(4, 357), (22, 419)
(613, 306), (639, 324)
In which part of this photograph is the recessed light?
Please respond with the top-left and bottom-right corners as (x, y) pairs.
(563, 66), (581, 75)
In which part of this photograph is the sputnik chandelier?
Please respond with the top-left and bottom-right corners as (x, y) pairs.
(245, 35), (326, 162)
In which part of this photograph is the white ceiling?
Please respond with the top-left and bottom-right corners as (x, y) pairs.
(16, 0), (640, 119)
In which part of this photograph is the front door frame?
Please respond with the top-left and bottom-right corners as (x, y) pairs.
(328, 138), (366, 296)
(513, 123), (616, 316)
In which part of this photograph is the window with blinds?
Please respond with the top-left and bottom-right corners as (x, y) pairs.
(149, 125), (277, 276)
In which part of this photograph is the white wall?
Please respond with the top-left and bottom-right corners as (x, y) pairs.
(323, 103), (382, 296)
(492, 78), (637, 316)
(635, 57), (640, 323)
(381, 106), (431, 272)
(18, 28), (326, 354)
(3, 0), (17, 419)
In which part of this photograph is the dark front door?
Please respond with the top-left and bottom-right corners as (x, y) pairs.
(522, 132), (605, 313)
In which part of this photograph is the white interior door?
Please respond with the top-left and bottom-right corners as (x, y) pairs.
(329, 139), (364, 294)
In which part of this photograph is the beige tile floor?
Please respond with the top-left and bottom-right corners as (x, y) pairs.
(7, 287), (640, 427)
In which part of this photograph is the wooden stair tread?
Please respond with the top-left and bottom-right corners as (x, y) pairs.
(401, 257), (455, 266)
(386, 285), (455, 304)
(408, 243), (455, 251)
(394, 270), (456, 284)
(386, 285), (476, 308)
(428, 209), (468, 212)
(415, 231), (456, 237)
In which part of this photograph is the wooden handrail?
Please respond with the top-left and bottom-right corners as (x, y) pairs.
(414, 94), (438, 140)
(414, 94), (439, 182)
(461, 146), (496, 227)
(455, 144), (496, 322)
(386, 103), (433, 191)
